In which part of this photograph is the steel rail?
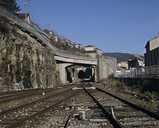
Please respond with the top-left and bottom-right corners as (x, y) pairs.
(83, 86), (124, 128)
(96, 87), (159, 120)
(6, 93), (76, 128)
(64, 111), (74, 128)
(0, 88), (54, 103)
(0, 88), (71, 116)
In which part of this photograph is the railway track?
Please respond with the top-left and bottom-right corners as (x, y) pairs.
(0, 87), (65, 103)
(0, 88), (53, 104)
(83, 87), (123, 128)
(0, 87), (76, 128)
(65, 87), (113, 128)
(82, 83), (159, 128)
(0, 87), (75, 114)
(0, 83), (159, 128)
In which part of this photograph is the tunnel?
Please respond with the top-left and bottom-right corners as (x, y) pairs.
(66, 64), (96, 83)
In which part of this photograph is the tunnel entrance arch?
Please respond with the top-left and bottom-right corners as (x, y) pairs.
(65, 64), (96, 83)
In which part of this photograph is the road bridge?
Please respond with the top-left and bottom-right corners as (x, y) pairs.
(54, 51), (97, 83)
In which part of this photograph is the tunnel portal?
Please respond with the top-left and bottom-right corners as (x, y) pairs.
(66, 64), (96, 83)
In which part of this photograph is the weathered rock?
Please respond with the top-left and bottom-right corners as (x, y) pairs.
(0, 20), (60, 91)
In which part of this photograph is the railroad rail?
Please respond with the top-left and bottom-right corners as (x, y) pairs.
(96, 87), (159, 120)
(1, 83), (159, 127)
(0, 88), (57, 104)
(82, 83), (159, 127)
(64, 111), (74, 128)
(83, 85), (123, 128)
(0, 87), (77, 128)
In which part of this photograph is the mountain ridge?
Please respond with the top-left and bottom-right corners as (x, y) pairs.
(104, 52), (144, 62)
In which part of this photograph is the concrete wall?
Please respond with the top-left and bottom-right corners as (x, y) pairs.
(98, 55), (117, 81)
(56, 63), (72, 84)
(54, 55), (97, 65)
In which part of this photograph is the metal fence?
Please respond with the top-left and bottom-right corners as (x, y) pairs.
(145, 66), (159, 77)
(115, 66), (159, 79)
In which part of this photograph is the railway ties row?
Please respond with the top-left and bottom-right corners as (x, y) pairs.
(83, 86), (123, 128)
(0, 86), (75, 116)
(0, 87), (77, 128)
(0, 83), (159, 128)
(82, 83), (159, 128)
(0, 87), (66, 103)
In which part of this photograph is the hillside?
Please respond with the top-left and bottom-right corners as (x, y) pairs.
(104, 52), (144, 62)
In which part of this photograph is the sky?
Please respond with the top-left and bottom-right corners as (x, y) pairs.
(17, 0), (159, 54)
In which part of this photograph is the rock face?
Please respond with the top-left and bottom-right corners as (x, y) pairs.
(0, 20), (60, 91)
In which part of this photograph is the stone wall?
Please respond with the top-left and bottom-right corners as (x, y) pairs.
(0, 21), (60, 91)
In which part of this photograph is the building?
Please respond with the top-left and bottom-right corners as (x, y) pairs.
(144, 36), (159, 76)
(16, 12), (31, 24)
(117, 61), (128, 70)
(128, 56), (144, 69)
(145, 36), (159, 66)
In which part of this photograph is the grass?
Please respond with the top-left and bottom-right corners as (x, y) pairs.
(101, 77), (159, 112)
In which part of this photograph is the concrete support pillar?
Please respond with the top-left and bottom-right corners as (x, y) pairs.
(56, 63), (72, 84)
(92, 66), (97, 82)
(74, 69), (79, 82)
